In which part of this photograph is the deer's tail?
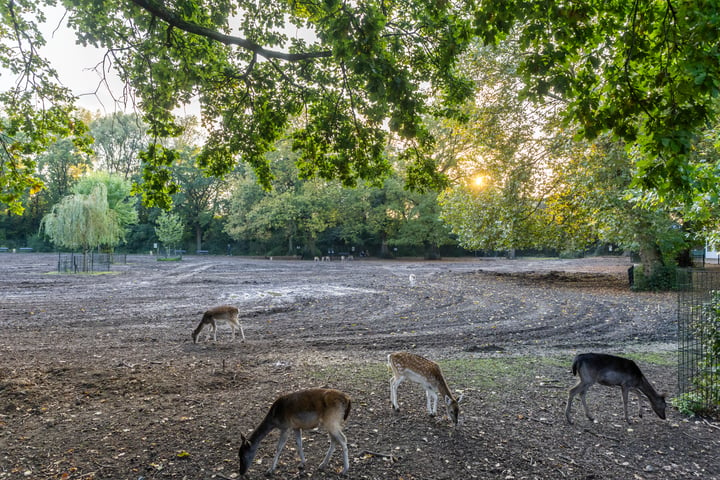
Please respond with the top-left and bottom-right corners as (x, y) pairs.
(571, 355), (580, 376)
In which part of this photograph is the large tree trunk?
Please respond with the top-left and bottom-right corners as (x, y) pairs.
(639, 243), (663, 279)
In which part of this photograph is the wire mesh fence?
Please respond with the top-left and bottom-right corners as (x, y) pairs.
(57, 252), (125, 273)
(677, 269), (720, 417)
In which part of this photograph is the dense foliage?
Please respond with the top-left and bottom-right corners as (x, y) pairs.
(39, 183), (123, 252)
(436, 38), (720, 277)
(2, 0), (720, 212)
(154, 211), (184, 255)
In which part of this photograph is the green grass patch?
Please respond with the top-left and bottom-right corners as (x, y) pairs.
(307, 362), (389, 386)
(306, 355), (571, 391)
(439, 356), (568, 389)
(157, 257), (182, 262)
(302, 352), (676, 395)
(623, 351), (677, 367)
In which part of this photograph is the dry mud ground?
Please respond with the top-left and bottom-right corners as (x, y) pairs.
(1, 253), (718, 480)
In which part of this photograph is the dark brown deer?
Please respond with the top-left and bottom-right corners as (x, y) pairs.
(565, 353), (667, 425)
(192, 305), (244, 343)
(388, 352), (460, 425)
(238, 388), (352, 475)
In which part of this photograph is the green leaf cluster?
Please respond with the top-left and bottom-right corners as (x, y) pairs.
(0, 0), (93, 214)
(57, 0), (476, 206)
(474, 0), (720, 200)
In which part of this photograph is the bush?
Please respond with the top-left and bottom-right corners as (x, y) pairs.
(631, 264), (678, 291)
(672, 392), (706, 416)
(677, 290), (720, 418)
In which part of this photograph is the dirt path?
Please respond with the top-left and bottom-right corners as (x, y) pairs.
(0, 254), (717, 479)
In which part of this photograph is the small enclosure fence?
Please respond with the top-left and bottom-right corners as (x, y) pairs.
(57, 252), (127, 273)
(677, 269), (720, 417)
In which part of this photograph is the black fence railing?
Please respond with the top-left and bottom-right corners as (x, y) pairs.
(57, 252), (126, 273)
(677, 269), (720, 417)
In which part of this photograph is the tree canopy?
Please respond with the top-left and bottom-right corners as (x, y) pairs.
(438, 37), (720, 275)
(1, 0), (719, 211)
(154, 210), (184, 255)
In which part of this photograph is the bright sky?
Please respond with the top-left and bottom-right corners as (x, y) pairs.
(3, 5), (313, 118)
(37, 6), (126, 113)
(0, 6), (200, 116)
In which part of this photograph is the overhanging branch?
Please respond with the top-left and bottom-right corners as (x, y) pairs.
(128, 0), (332, 62)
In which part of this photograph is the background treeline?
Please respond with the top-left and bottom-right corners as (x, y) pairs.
(0, 112), (466, 258)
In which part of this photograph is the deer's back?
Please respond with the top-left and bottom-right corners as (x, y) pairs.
(573, 353), (644, 387)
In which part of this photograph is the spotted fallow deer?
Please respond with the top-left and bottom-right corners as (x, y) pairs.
(238, 388), (352, 475)
(191, 305), (245, 344)
(565, 353), (667, 425)
(388, 351), (460, 425)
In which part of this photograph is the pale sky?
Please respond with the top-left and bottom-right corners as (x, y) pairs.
(4, 5), (313, 118)
(38, 6), (126, 113)
(1, 6), (200, 116)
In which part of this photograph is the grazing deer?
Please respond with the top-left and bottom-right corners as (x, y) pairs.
(565, 353), (667, 425)
(388, 352), (460, 425)
(192, 305), (245, 344)
(238, 388), (352, 475)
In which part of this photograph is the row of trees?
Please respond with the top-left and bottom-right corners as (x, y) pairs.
(4, 44), (719, 272)
(437, 41), (720, 281)
(1, 2), (720, 280)
(0, 111), (460, 258)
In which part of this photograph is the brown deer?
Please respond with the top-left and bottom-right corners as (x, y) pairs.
(191, 305), (245, 344)
(388, 351), (460, 425)
(238, 388), (352, 475)
(565, 353), (667, 425)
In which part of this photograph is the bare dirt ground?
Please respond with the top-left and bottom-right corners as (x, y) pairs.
(1, 253), (718, 480)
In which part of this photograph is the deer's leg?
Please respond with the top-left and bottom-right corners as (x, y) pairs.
(320, 429), (349, 474)
(318, 433), (336, 470)
(565, 385), (577, 424)
(390, 376), (403, 411)
(426, 389), (438, 417)
(634, 389), (643, 418)
(239, 324), (246, 342)
(294, 429), (306, 468)
(211, 320), (218, 342)
(577, 384), (594, 422)
(621, 387), (632, 424)
(269, 429), (290, 473)
(565, 380), (592, 425)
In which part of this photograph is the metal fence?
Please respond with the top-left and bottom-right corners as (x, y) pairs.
(57, 252), (125, 273)
(677, 269), (720, 416)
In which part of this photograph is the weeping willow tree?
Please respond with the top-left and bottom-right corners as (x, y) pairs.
(40, 184), (123, 270)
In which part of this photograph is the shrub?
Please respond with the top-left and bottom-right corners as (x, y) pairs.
(632, 264), (677, 291)
(678, 290), (720, 417)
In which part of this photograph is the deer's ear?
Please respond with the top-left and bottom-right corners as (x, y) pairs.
(240, 433), (249, 446)
(456, 392), (465, 404)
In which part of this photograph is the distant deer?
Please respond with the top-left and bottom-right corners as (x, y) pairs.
(565, 353), (667, 425)
(192, 305), (245, 344)
(238, 388), (352, 475)
(388, 351), (460, 425)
